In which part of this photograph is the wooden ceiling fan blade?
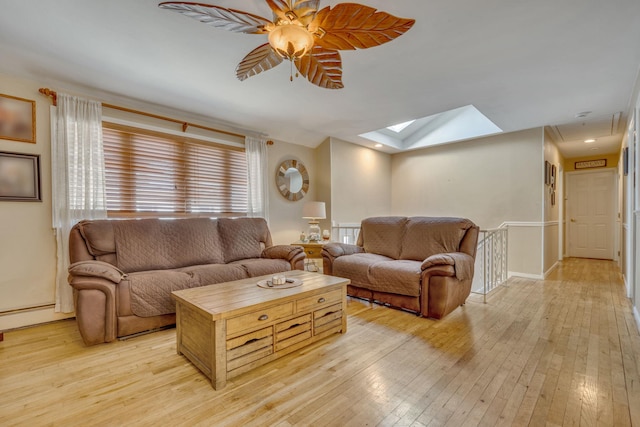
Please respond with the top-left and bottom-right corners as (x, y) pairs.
(266, 0), (320, 26)
(295, 46), (343, 89)
(236, 43), (284, 81)
(265, 0), (290, 22)
(291, 1), (321, 26)
(309, 4), (415, 50)
(159, 2), (272, 34)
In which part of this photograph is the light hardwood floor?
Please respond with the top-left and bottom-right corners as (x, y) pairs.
(1, 258), (639, 426)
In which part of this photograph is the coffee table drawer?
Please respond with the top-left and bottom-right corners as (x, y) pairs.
(275, 314), (312, 351)
(227, 302), (294, 336)
(314, 303), (343, 335)
(296, 289), (342, 313)
(227, 327), (273, 372)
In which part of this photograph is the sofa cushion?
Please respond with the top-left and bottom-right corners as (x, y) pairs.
(367, 260), (422, 297)
(177, 264), (248, 286)
(399, 217), (474, 261)
(113, 218), (223, 273)
(77, 220), (115, 256)
(358, 217), (408, 259)
(218, 217), (271, 263)
(333, 253), (394, 288)
(126, 270), (197, 317)
(230, 258), (291, 277)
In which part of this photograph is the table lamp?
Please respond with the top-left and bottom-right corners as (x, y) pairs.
(302, 201), (326, 242)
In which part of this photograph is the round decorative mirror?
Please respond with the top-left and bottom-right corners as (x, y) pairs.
(276, 159), (309, 201)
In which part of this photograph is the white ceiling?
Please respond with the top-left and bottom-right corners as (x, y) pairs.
(0, 0), (639, 158)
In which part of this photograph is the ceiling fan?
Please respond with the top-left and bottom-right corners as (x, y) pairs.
(159, 1), (415, 89)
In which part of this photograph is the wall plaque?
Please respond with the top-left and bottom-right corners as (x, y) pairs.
(575, 159), (606, 169)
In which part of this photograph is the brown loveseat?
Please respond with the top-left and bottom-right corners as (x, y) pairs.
(68, 217), (305, 345)
(322, 216), (479, 319)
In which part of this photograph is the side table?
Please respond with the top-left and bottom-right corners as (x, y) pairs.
(291, 241), (329, 272)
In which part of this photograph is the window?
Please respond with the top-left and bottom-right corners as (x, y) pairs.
(102, 123), (247, 217)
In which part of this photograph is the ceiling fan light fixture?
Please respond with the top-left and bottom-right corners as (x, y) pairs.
(159, 1), (415, 89)
(268, 23), (314, 61)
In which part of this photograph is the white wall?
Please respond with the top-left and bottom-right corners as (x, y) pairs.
(391, 128), (545, 277)
(0, 73), (72, 330)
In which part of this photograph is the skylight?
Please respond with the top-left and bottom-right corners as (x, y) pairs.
(386, 120), (416, 133)
(360, 105), (503, 152)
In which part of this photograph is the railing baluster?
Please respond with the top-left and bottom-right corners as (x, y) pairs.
(472, 227), (508, 300)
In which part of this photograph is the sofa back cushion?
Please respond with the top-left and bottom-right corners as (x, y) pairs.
(399, 217), (476, 261)
(218, 217), (272, 263)
(112, 218), (224, 273)
(357, 217), (408, 259)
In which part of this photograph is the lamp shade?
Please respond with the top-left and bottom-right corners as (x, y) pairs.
(302, 201), (326, 219)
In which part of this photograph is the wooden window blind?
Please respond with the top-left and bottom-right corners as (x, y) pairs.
(102, 123), (247, 218)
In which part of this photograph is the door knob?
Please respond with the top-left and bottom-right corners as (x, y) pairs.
(570, 218), (576, 222)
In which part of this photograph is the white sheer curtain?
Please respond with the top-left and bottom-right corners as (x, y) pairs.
(51, 94), (107, 313)
(245, 136), (269, 221)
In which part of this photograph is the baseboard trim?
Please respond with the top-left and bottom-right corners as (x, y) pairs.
(544, 261), (559, 278)
(508, 271), (544, 280)
(0, 306), (74, 331)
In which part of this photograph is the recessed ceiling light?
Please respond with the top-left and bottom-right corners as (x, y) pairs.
(584, 139), (596, 143)
(374, 143), (383, 148)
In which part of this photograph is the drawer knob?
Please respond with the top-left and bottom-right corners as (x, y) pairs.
(318, 297), (326, 303)
(308, 250), (315, 254)
(258, 314), (269, 321)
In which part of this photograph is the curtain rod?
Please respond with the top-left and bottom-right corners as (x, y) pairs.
(38, 88), (274, 145)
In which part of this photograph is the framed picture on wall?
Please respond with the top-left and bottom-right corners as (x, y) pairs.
(0, 94), (36, 143)
(551, 164), (556, 189)
(0, 151), (41, 201)
(623, 146), (629, 176)
(544, 161), (550, 185)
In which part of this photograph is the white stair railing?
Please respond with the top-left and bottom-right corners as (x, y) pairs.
(471, 228), (508, 302)
(331, 223), (360, 245)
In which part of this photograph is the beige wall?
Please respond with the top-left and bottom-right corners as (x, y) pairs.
(0, 73), (72, 329)
(329, 138), (392, 223)
(391, 128), (545, 277)
(267, 140), (318, 246)
(391, 128), (543, 229)
(543, 130), (565, 274)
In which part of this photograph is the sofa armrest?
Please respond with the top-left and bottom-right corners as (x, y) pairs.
(421, 252), (475, 280)
(321, 243), (364, 275)
(68, 260), (126, 284)
(322, 243), (364, 258)
(68, 276), (118, 345)
(262, 245), (304, 261)
(262, 245), (306, 270)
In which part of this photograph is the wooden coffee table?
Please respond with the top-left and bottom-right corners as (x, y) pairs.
(172, 270), (349, 389)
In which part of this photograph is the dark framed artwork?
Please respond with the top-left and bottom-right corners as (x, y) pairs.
(575, 159), (606, 169)
(551, 164), (556, 189)
(623, 146), (629, 176)
(544, 160), (550, 185)
(0, 151), (41, 201)
(0, 94), (36, 143)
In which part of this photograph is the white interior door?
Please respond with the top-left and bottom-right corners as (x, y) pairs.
(567, 169), (616, 259)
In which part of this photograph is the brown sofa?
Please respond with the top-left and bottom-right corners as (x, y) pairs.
(322, 216), (479, 319)
(68, 217), (305, 345)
